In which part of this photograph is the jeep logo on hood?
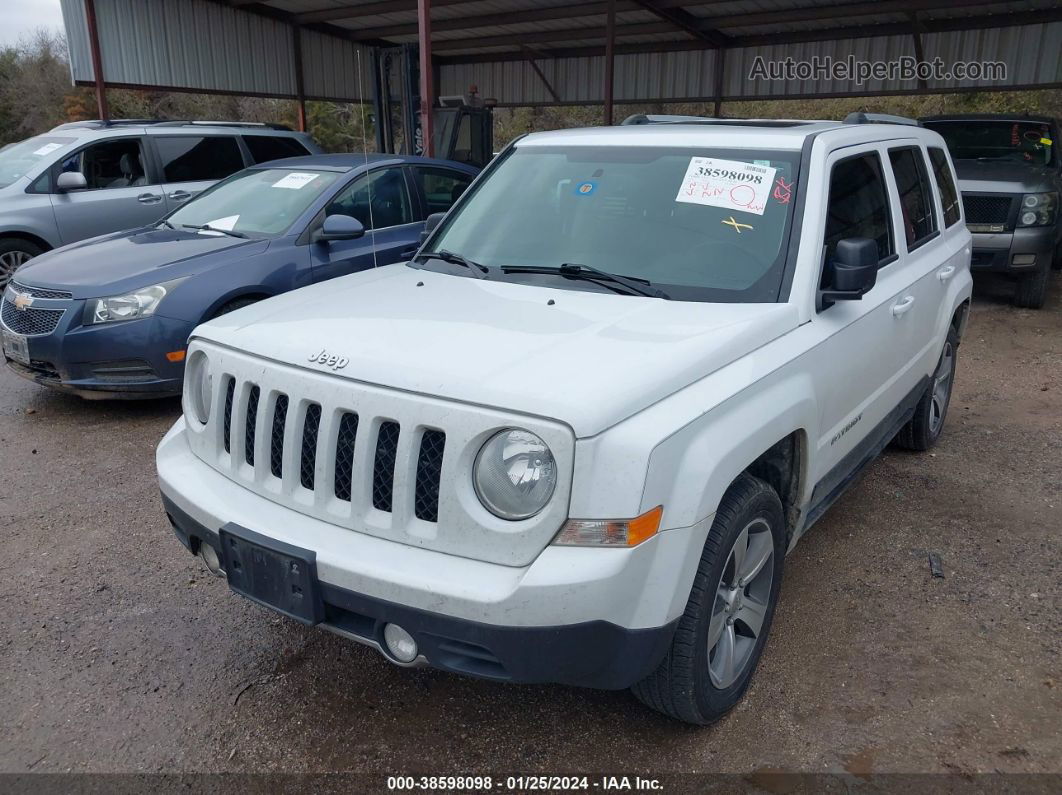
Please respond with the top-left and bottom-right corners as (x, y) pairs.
(308, 349), (349, 370)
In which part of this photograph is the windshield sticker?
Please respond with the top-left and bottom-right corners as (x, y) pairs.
(771, 176), (793, 204)
(721, 216), (754, 234)
(32, 142), (63, 156)
(203, 215), (239, 232)
(676, 157), (777, 215)
(1041, 137), (1053, 146)
(272, 172), (319, 190)
(573, 181), (597, 196)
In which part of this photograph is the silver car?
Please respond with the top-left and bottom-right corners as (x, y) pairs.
(0, 120), (320, 287)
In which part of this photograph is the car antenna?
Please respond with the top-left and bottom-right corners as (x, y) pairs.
(356, 49), (379, 269)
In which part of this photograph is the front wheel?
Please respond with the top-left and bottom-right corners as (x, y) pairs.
(0, 238), (43, 289)
(631, 473), (785, 725)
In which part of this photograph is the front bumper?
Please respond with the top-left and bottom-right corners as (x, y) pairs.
(969, 225), (1058, 274)
(2, 308), (191, 398)
(158, 420), (704, 689)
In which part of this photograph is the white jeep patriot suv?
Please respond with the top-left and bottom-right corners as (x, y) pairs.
(157, 116), (972, 725)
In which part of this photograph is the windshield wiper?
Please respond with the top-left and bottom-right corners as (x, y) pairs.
(415, 249), (490, 278)
(156, 219), (176, 230)
(501, 263), (670, 299)
(181, 223), (248, 239)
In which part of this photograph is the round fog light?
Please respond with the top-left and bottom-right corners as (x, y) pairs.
(198, 542), (221, 575)
(383, 623), (418, 663)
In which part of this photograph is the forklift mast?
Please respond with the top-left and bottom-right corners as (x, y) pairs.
(370, 45), (495, 169)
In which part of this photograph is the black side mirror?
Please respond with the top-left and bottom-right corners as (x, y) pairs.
(56, 171), (88, 192)
(819, 237), (878, 309)
(313, 214), (365, 243)
(420, 212), (446, 244)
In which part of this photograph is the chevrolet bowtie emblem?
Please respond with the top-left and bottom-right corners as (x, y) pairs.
(13, 292), (33, 311)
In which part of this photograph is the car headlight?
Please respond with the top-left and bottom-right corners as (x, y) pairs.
(1017, 192), (1058, 227)
(185, 349), (212, 424)
(84, 283), (171, 324)
(473, 429), (557, 520)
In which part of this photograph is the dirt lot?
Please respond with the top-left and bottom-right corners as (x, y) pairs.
(1, 274), (1059, 786)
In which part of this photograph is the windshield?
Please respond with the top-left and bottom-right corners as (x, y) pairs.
(923, 120), (1056, 166)
(422, 145), (801, 302)
(166, 167), (341, 237)
(0, 135), (76, 188)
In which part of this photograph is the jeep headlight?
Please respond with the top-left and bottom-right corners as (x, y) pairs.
(473, 429), (557, 520)
(84, 282), (176, 324)
(1017, 192), (1058, 227)
(185, 349), (212, 424)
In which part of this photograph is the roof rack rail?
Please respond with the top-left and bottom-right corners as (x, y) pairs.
(621, 114), (820, 128)
(844, 112), (920, 127)
(621, 114), (716, 125)
(51, 119), (170, 130)
(152, 120), (293, 131)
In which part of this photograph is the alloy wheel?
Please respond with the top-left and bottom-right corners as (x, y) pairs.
(707, 518), (775, 689)
(929, 341), (954, 436)
(0, 250), (32, 289)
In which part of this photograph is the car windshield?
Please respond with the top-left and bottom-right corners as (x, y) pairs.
(923, 120), (1056, 167)
(0, 135), (76, 188)
(421, 145), (801, 302)
(166, 167), (341, 237)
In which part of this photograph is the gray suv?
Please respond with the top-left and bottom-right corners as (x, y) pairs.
(0, 120), (320, 287)
(921, 114), (1061, 308)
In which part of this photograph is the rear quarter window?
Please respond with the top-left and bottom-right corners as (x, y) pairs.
(156, 136), (245, 182)
(888, 147), (939, 250)
(243, 135), (312, 164)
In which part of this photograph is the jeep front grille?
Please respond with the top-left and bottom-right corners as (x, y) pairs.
(216, 376), (446, 522)
(1, 298), (64, 336)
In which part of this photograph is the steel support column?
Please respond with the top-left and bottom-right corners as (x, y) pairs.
(604, 0), (616, 125)
(84, 0), (109, 120)
(418, 0), (435, 157)
(713, 48), (725, 117)
(293, 25), (308, 131)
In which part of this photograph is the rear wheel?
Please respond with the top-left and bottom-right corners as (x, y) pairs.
(0, 238), (43, 289)
(895, 327), (958, 451)
(631, 473), (785, 725)
(1052, 239), (1062, 272)
(1013, 261), (1050, 309)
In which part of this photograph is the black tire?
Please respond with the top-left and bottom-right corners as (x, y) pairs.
(631, 473), (785, 725)
(895, 326), (959, 451)
(1052, 240), (1062, 272)
(212, 297), (260, 318)
(1013, 261), (1050, 309)
(0, 237), (44, 289)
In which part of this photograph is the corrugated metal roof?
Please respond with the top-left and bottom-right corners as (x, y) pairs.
(61, 0), (1062, 106)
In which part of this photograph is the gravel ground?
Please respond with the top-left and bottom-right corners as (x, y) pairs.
(0, 273), (1059, 785)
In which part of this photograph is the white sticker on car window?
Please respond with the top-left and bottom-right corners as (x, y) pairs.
(32, 142), (63, 156)
(272, 172), (319, 190)
(675, 157), (777, 216)
(203, 215), (239, 231)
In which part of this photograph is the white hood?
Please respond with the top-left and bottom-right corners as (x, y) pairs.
(194, 264), (799, 436)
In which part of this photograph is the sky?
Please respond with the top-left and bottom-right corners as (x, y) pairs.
(1, 0), (64, 48)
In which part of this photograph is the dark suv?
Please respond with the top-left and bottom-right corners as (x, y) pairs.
(921, 114), (1060, 308)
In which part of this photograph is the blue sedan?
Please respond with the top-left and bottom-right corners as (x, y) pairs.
(1, 154), (477, 398)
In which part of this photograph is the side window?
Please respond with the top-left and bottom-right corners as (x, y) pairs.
(243, 135), (312, 164)
(824, 152), (894, 267)
(59, 138), (147, 190)
(156, 136), (244, 183)
(325, 168), (413, 230)
(928, 147), (961, 227)
(888, 147), (939, 248)
(413, 166), (473, 216)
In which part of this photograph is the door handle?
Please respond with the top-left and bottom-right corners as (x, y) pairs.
(137, 193), (163, 204)
(891, 295), (916, 317)
(938, 265), (957, 282)
(168, 190), (191, 202)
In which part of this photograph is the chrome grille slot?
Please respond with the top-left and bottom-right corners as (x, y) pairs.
(372, 422), (401, 512)
(414, 430), (446, 522)
(270, 394), (288, 478)
(301, 403), (322, 491)
(244, 385), (260, 466)
(333, 412), (359, 501)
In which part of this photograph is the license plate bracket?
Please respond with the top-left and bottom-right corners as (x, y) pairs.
(2, 329), (30, 365)
(219, 523), (324, 625)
